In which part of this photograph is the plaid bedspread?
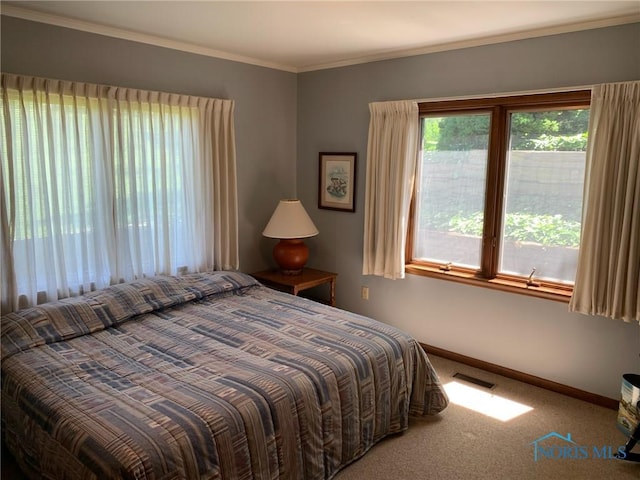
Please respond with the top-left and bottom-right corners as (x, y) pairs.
(1, 271), (448, 479)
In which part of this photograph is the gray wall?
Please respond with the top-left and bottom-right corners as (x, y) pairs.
(297, 23), (640, 400)
(1, 15), (297, 271)
(2, 15), (639, 400)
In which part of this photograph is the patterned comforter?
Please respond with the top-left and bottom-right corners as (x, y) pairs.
(1, 271), (448, 479)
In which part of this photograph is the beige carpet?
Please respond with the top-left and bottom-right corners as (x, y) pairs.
(335, 355), (639, 480)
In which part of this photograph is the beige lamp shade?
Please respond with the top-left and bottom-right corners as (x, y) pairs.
(262, 199), (319, 239)
(263, 199), (318, 275)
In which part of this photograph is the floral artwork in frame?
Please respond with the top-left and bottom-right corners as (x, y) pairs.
(318, 152), (357, 212)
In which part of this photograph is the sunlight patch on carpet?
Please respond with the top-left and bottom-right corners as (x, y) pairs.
(444, 381), (534, 421)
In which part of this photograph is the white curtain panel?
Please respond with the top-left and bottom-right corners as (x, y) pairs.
(362, 100), (419, 279)
(0, 74), (238, 313)
(569, 81), (640, 323)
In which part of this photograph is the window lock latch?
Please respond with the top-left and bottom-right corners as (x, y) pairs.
(440, 262), (452, 272)
(526, 267), (540, 287)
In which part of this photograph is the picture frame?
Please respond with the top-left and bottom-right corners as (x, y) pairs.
(318, 152), (357, 212)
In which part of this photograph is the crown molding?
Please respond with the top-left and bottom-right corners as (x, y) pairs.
(1, 5), (298, 73)
(298, 13), (640, 72)
(3, 5), (639, 74)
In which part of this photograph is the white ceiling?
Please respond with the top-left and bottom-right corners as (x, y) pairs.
(3, 1), (639, 72)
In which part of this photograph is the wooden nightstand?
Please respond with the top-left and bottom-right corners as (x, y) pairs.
(251, 268), (337, 306)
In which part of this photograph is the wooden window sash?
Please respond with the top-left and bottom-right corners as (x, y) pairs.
(408, 90), (591, 299)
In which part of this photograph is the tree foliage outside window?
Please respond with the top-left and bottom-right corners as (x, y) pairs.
(424, 110), (589, 152)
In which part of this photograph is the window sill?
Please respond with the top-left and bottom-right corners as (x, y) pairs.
(405, 264), (572, 303)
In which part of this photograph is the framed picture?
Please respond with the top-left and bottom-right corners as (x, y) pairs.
(318, 152), (357, 212)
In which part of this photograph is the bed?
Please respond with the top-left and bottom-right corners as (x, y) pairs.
(1, 271), (448, 479)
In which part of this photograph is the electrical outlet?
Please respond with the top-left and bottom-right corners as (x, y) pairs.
(361, 286), (369, 300)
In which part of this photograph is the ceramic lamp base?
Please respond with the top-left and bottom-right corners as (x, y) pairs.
(273, 238), (308, 275)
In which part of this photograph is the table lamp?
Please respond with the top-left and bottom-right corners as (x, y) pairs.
(262, 199), (319, 275)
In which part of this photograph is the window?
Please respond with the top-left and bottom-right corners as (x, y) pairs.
(1, 74), (238, 313)
(407, 91), (591, 300)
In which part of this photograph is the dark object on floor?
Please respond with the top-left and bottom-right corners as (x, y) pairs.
(616, 421), (640, 462)
(615, 373), (640, 463)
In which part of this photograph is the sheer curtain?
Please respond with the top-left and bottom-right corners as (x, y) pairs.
(1, 73), (238, 313)
(362, 101), (419, 279)
(569, 81), (640, 323)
